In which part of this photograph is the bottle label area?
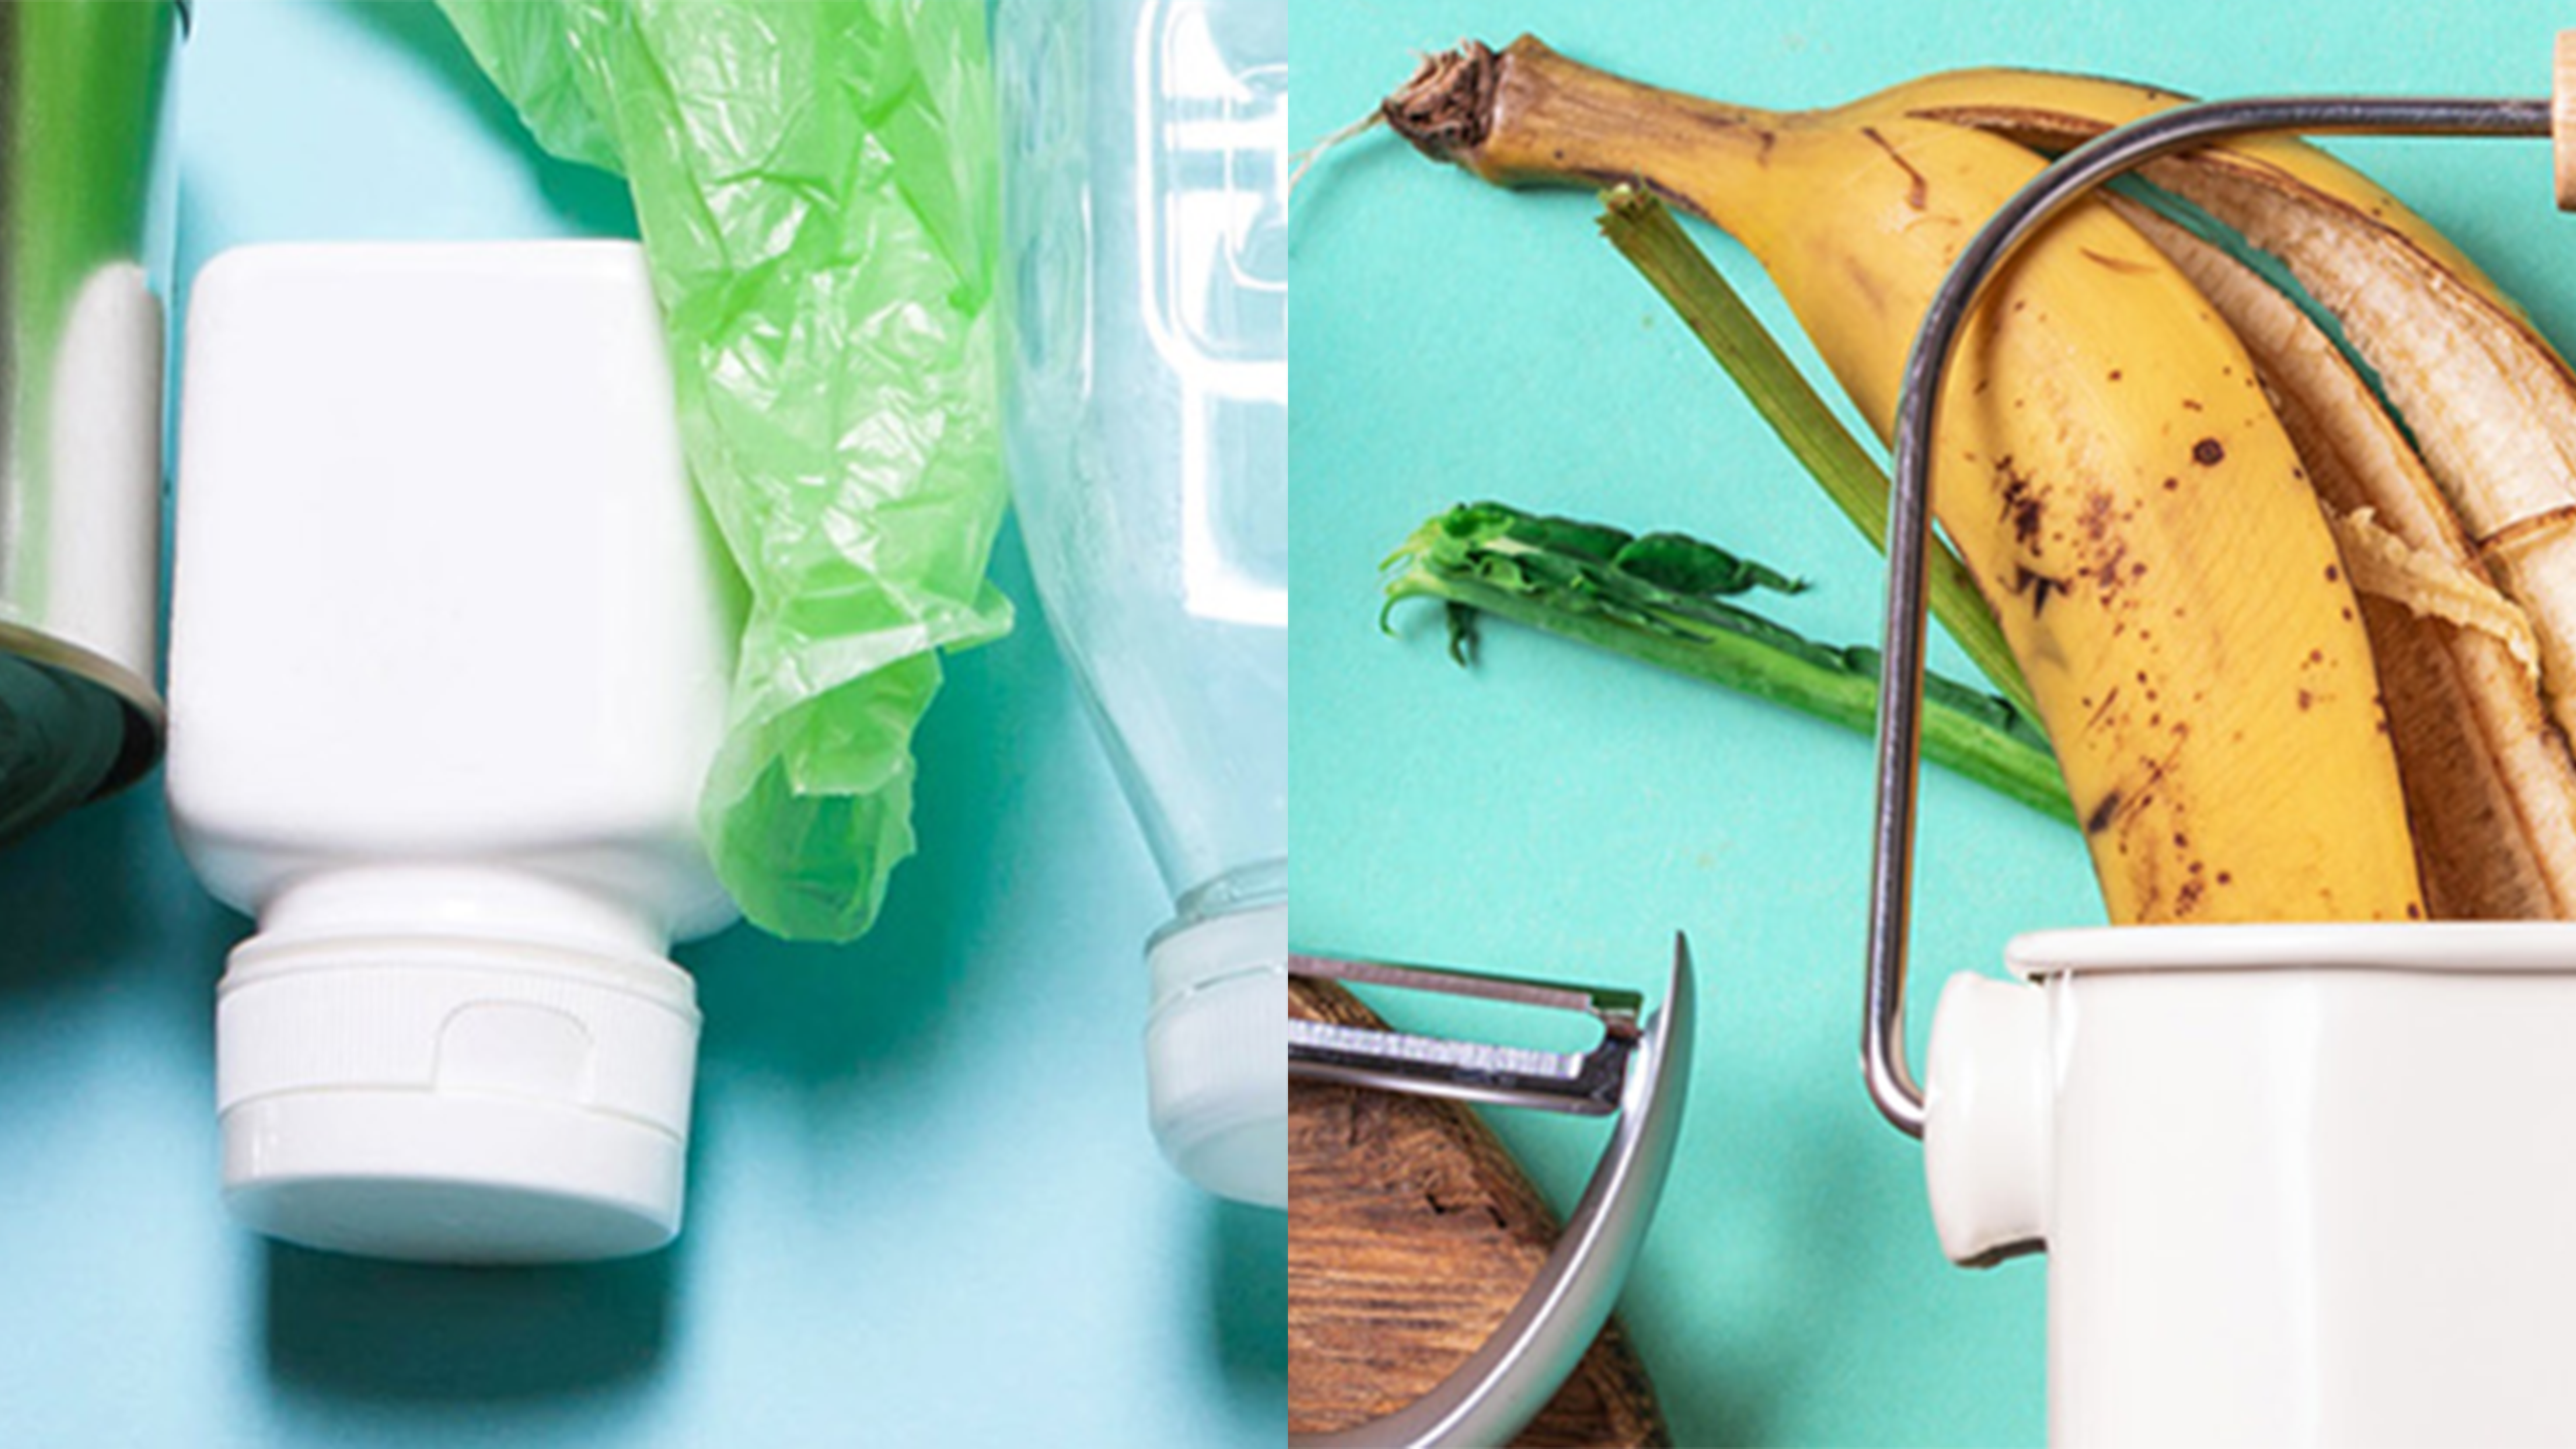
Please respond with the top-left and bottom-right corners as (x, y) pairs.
(1140, 0), (1287, 628)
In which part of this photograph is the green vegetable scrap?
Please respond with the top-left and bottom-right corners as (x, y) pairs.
(1384, 502), (2074, 823)
(441, 0), (1009, 940)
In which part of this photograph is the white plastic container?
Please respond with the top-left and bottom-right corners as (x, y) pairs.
(167, 240), (739, 1264)
(1926, 923), (2576, 1447)
(997, 0), (1288, 1207)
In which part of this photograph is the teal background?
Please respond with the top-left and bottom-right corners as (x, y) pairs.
(0, 3), (1282, 1445)
(1291, 3), (2576, 1446)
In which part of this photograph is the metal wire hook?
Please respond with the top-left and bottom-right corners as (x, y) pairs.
(1863, 93), (2554, 1138)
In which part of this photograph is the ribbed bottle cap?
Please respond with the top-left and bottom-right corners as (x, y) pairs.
(1145, 902), (1286, 1208)
(215, 932), (700, 1263)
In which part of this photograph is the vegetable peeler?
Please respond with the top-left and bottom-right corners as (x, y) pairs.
(1287, 937), (1695, 1449)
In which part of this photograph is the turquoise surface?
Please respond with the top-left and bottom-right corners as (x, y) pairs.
(0, 4), (1280, 1445)
(1291, 3), (2574, 1445)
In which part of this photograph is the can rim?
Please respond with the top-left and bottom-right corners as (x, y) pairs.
(0, 619), (166, 802)
(2008, 921), (2576, 979)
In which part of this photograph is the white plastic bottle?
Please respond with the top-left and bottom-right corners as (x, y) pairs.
(166, 241), (739, 1263)
(997, 0), (1288, 1207)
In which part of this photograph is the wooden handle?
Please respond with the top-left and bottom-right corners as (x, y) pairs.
(1288, 977), (1670, 1449)
(2556, 31), (2576, 209)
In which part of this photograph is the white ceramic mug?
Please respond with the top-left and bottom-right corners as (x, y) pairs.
(1926, 923), (2576, 1448)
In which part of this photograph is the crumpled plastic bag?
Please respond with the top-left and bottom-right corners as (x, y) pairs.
(439, 0), (1010, 940)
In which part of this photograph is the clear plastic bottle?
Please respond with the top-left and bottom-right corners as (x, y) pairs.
(997, 0), (1286, 1207)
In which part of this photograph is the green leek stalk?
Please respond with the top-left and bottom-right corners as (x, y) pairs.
(1383, 502), (2074, 824)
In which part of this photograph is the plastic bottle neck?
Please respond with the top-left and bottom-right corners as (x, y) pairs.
(1160, 857), (1286, 939)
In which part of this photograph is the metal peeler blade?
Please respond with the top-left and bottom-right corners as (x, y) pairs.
(1288, 935), (1697, 1449)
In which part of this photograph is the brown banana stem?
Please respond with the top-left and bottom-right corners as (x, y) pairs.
(1387, 38), (1789, 241)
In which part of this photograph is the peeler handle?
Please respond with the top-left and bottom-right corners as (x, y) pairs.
(1865, 88), (2552, 1139)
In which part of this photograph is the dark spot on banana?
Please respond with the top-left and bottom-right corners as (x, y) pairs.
(2088, 537), (2132, 600)
(2014, 565), (2069, 615)
(2080, 247), (2154, 275)
(1858, 125), (1929, 210)
(2085, 686), (2122, 729)
(1998, 459), (2043, 548)
(2085, 789), (2123, 835)
(2080, 490), (2117, 543)
(2192, 438), (2226, 465)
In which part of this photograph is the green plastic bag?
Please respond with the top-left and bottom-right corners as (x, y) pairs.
(439, 0), (1010, 940)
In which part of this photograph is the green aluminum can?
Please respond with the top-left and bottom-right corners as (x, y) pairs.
(0, 0), (180, 843)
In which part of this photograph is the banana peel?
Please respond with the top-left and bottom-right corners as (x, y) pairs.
(1387, 37), (2431, 927)
(1896, 70), (2576, 766)
(2117, 202), (2576, 919)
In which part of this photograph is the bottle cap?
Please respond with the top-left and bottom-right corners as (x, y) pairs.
(1145, 901), (1287, 1208)
(215, 931), (700, 1263)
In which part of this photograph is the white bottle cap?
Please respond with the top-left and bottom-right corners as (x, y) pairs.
(1144, 902), (1286, 1208)
(215, 930), (700, 1264)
